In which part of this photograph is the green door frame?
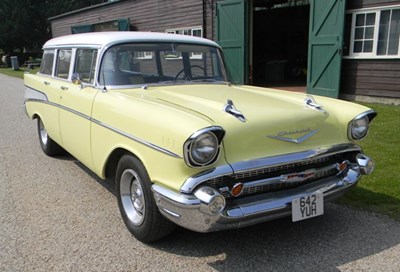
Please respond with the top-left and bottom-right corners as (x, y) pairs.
(307, 0), (346, 98)
(216, 0), (249, 84)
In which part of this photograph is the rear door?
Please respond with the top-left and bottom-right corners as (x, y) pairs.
(216, 0), (248, 84)
(58, 48), (98, 169)
(307, 0), (346, 98)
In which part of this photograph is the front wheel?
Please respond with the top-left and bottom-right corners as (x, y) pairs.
(116, 155), (175, 242)
(37, 118), (64, 156)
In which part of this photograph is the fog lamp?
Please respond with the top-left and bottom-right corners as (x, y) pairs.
(209, 195), (226, 214)
(357, 154), (375, 175)
(194, 186), (226, 215)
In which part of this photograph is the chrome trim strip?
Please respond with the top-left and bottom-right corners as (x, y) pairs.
(180, 165), (234, 193)
(91, 119), (182, 159)
(24, 88), (181, 159)
(181, 143), (362, 193)
(24, 87), (48, 102)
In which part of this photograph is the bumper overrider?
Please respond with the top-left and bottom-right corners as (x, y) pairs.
(151, 144), (374, 233)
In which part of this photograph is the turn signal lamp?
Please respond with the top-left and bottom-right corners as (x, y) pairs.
(231, 183), (244, 197)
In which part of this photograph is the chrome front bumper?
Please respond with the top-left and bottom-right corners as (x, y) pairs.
(152, 152), (374, 233)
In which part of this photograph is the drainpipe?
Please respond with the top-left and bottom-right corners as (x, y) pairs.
(203, 0), (207, 38)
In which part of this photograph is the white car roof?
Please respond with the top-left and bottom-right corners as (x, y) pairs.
(43, 31), (220, 49)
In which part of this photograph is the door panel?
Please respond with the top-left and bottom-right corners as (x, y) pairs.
(59, 84), (97, 169)
(307, 0), (346, 98)
(216, 0), (248, 84)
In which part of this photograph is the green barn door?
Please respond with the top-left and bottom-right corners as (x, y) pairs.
(216, 0), (248, 84)
(307, 0), (346, 98)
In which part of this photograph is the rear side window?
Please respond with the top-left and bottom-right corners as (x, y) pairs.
(56, 49), (72, 79)
(74, 49), (98, 84)
(39, 50), (55, 75)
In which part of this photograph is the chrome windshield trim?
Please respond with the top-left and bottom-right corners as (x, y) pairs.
(180, 143), (361, 193)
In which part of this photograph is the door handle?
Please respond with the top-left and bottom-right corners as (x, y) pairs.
(61, 86), (68, 91)
(44, 81), (50, 85)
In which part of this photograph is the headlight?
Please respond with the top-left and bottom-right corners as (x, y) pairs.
(348, 110), (377, 140)
(184, 127), (225, 167)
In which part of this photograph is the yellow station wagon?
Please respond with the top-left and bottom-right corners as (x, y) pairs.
(24, 32), (376, 242)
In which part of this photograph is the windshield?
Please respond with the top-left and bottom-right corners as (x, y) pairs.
(99, 42), (228, 86)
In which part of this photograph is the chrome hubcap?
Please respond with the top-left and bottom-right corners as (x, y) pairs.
(39, 119), (48, 146)
(120, 169), (145, 226)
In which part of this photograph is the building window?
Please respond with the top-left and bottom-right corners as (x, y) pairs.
(347, 6), (400, 58)
(165, 26), (203, 38)
(165, 27), (203, 59)
(134, 51), (153, 60)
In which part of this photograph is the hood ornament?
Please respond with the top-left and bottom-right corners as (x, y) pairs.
(304, 95), (327, 114)
(268, 129), (319, 144)
(223, 99), (246, 122)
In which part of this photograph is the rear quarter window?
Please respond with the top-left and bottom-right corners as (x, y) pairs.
(39, 50), (55, 75)
(56, 49), (72, 79)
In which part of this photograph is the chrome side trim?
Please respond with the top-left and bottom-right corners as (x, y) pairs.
(91, 119), (182, 159)
(181, 143), (362, 193)
(24, 87), (181, 159)
(25, 87), (48, 102)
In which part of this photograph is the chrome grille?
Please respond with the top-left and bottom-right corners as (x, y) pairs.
(205, 155), (344, 199)
(233, 157), (329, 180)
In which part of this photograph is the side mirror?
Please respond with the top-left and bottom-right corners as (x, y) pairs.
(71, 73), (83, 89)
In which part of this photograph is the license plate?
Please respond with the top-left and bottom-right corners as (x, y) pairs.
(292, 192), (324, 222)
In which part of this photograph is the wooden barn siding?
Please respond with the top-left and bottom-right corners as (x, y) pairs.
(341, 59), (400, 98)
(347, 0), (400, 9)
(50, 0), (209, 39)
(341, 0), (400, 99)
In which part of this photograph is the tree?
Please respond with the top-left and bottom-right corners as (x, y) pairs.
(0, 0), (105, 53)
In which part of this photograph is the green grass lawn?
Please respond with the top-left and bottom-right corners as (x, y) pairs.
(0, 68), (399, 220)
(338, 103), (400, 221)
(0, 67), (39, 78)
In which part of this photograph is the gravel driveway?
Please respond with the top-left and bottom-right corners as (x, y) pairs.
(1, 73), (399, 271)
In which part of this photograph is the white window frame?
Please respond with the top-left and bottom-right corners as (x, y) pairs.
(165, 26), (203, 59)
(134, 51), (153, 60)
(346, 5), (400, 59)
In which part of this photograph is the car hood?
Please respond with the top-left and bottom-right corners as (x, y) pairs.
(145, 84), (352, 164)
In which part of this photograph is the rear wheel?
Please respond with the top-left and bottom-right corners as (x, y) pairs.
(37, 118), (64, 156)
(116, 155), (175, 242)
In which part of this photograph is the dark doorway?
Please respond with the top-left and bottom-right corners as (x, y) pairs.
(252, 1), (310, 89)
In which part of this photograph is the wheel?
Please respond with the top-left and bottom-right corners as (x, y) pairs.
(116, 155), (175, 242)
(37, 117), (64, 156)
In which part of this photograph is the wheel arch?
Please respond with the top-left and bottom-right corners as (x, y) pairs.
(104, 148), (144, 180)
